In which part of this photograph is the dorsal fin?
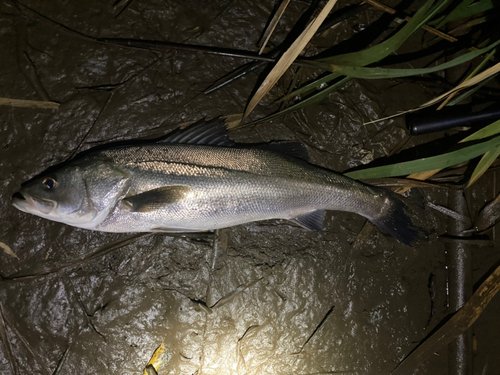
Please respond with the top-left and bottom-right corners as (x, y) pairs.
(158, 117), (235, 147)
(257, 142), (310, 162)
(157, 118), (310, 162)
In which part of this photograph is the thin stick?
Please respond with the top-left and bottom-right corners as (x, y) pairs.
(392, 262), (500, 374)
(97, 38), (318, 68)
(15, 0), (318, 68)
(363, 0), (456, 43)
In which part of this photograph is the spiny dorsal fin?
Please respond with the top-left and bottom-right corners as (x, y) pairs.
(290, 210), (326, 231)
(158, 117), (235, 147)
(122, 186), (192, 212)
(257, 142), (310, 162)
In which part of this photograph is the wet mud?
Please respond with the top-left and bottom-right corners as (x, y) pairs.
(1, 0), (499, 374)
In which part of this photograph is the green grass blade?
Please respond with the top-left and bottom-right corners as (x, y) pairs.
(465, 48), (497, 79)
(447, 74), (497, 106)
(318, 0), (444, 66)
(345, 135), (500, 180)
(244, 0), (340, 118)
(257, 0), (452, 125)
(246, 77), (353, 126)
(467, 144), (500, 187)
(326, 40), (500, 79)
(461, 119), (500, 143)
(277, 72), (341, 102)
(436, 0), (495, 29)
(276, 0), (448, 119)
(429, 0), (473, 27)
(446, 48), (497, 106)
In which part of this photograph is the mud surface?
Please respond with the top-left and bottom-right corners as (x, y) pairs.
(1, 1), (499, 374)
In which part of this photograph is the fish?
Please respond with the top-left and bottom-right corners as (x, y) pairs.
(11, 118), (431, 246)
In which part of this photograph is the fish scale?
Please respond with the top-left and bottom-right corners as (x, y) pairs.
(96, 145), (330, 232)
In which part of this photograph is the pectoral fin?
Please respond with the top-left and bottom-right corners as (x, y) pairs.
(122, 186), (192, 212)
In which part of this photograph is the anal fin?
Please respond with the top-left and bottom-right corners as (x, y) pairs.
(123, 186), (192, 212)
(290, 210), (326, 231)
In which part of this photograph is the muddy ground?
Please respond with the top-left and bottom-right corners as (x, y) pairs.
(0, 0), (499, 374)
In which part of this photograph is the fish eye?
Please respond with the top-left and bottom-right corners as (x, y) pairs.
(43, 177), (58, 190)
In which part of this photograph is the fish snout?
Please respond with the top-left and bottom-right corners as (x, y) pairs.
(12, 190), (55, 215)
(12, 191), (28, 212)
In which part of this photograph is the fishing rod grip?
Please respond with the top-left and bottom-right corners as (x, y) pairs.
(406, 104), (500, 136)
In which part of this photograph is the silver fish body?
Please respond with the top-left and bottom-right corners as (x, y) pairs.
(12, 120), (430, 245)
(93, 144), (387, 232)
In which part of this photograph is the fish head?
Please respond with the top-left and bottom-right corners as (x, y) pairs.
(12, 156), (130, 228)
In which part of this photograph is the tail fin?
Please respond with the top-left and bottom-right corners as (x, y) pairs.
(367, 188), (434, 246)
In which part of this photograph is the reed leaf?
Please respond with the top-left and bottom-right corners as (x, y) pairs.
(0, 97), (59, 109)
(244, 77), (352, 127)
(277, 72), (341, 102)
(258, 0), (291, 55)
(467, 144), (500, 187)
(424, 60), (500, 108)
(244, 0), (339, 119)
(439, 47), (497, 108)
(394, 169), (442, 194)
(317, 0), (443, 66)
(434, 0), (495, 29)
(0, 242), (19, 260)
(344, 135), (500, 180)
(258, 0), (447, 124)
(363, 61), (500, 125)
(447, 74), (497, 106)
(143, 342), (166, 375)
(320, 40), (500, 79)
(446, 48), (497, 106)
(360, 117), (500, 188)
(460, 119), (500, 142)
(281, 0), (439, 101)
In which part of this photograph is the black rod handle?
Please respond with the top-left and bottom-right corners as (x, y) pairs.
(406, 105), (500, 135)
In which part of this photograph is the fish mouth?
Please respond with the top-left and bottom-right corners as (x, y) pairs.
(12, 191), (55, 215)
(12, 191), (25, 201)
(11, 191), (29, 212)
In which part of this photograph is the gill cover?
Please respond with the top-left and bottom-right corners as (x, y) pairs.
(13, 157), (130, 228)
